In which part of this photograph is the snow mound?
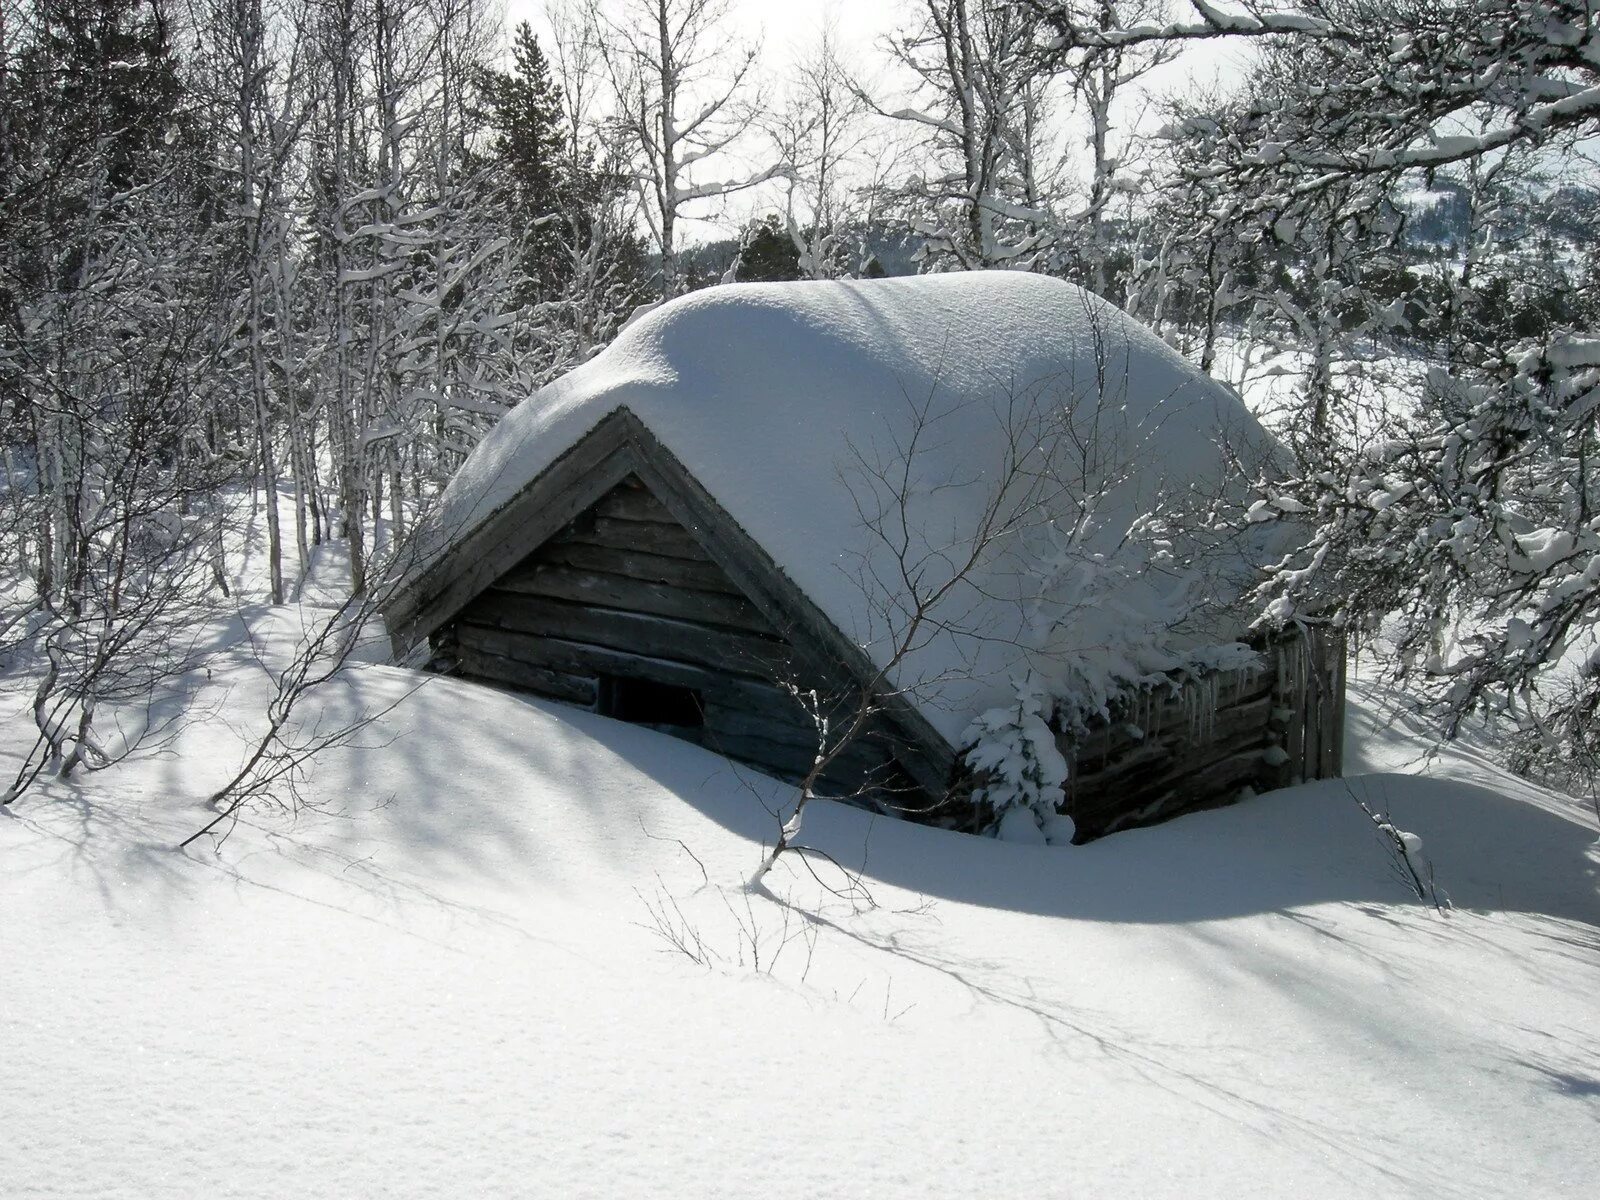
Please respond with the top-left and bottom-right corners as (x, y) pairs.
(3, 660), (1598, 1198)
(431, 273), (1280, 741)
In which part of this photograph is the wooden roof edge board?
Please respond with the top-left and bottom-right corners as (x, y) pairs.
(616, 412), (959, 795)
(384, 408), (642, 655)
(384, 403), (958, 795)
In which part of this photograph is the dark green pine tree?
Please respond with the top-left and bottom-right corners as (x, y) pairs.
(731, 215), (801, 283)
(12, 0), (185, 193)
(3, 0), (192, 298)
(474, 22), (578, 303)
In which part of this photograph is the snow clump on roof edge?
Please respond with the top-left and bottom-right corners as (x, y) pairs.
(433, 271), (1286, 746)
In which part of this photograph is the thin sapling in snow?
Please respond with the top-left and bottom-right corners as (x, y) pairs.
(752, 300), (1272, 875)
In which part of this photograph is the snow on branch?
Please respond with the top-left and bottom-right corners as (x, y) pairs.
(1033, 0), (1338, 53)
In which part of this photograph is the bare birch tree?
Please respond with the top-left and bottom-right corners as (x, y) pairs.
(591, 0), (786, 298)
(1041, 0), (1176, 296)
(870, 0), (1066, 271)
(766, 21), (875, 280)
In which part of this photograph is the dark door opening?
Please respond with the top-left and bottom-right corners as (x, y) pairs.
(596, 675), (705, 729)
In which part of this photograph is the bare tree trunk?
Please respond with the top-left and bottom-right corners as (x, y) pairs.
(653, 0), (678, 296)
(233, 0), (285, 603)
(596, 0), (770, 300)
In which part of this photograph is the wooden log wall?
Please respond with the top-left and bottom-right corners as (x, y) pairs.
(434, 476), (927, 807)
(430, 468), (1345, 841)
(1059, 624), (1347, 841)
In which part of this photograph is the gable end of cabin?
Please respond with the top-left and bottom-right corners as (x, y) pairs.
(427, 473), (943, 809)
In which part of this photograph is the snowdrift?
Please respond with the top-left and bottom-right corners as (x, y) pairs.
(3, 660), (1597, 1198)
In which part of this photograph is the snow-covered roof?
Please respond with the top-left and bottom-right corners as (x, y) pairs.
(424, 272), (1280, 744)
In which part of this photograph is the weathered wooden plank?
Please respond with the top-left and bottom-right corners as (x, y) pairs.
(592, 482), (677, 523)
(464, 592), (793, 678)
(1065, 694), (1275, 776)
(700, 703), (824, 751)
(1069, 674), (1276, 762)
(1061, 679), (1281, 839)
(452, 647), (598, 706)
(1298, 638), (1315, 781)
(495, 561), (779, 635)
(1066, 720), (1275, 808)
(1095, 750), (1268, 837)
(625, 431), (959, 793)
(1280, 640), (1306, 787)
(451, 621), (909, 794)
(392, 433), (639, 648)
(1306, 631), (1327, 783)
(1048, 631), (1329, 841)
(704, 730), (896, 786)
(451, 624), (842, 722)
(1317, 633), (1335, 780)
(485, 589), (859, 707)
(1073, 737), (1266, 818)
(566, 516), (712, 562)
(1330, 631), (1348, 777)
(699, 700), (901, 764)
(533, 540), (743, 596)
(1320, 628), (1340, 781)
(1052, 625), (1347, 839)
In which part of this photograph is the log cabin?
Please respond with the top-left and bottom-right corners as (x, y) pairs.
(384, 272), (1344, 840)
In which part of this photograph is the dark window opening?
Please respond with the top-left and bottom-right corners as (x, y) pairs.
(596, 675), (704, 728)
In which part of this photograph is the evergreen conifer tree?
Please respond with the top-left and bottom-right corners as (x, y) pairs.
(475, 22), (577, 302)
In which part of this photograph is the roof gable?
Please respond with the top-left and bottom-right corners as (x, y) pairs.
(390, 408), (958, 794)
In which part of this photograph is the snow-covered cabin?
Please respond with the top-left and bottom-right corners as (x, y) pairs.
(386, 273), (1344, 839)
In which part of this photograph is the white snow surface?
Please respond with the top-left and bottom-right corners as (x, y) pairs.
(4, 619), (1599, 1199)
(429, 273), (1278, 741)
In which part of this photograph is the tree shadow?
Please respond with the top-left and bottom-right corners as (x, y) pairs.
(779, 772), (1600, 928)
(291, 670), (1598, 933)
(13, 661), (1597, 942)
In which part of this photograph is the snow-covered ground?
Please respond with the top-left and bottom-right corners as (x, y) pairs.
(3, 612), (1598, 1198)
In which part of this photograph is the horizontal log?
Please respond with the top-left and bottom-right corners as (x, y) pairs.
(700, 701), (900, 767)
(1067, 694), (1275, 775)
(1094, 750), (1268, 837)
(1065, 718), (1275, 820)
(451, 629), (895, 787)
(592, 482), (678, 524)
(564, 516), (713, 563)
(1070, 704), (1272, 770)
(397, 440), (638, 645)
(495, 561), (778, 635)
(533, 540), (743, 596)
(1067, 718), (1272, 803)
(1052, 705), (1271, 838)
(462, 592), (794, 679)
(704, 730), (897, 787)
(700, 702), (828, 751)
(452, 647), (598, 707)
(452, 625), (835, 722)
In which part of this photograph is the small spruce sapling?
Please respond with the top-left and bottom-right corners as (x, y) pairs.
(963, 677), (1075, 845)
